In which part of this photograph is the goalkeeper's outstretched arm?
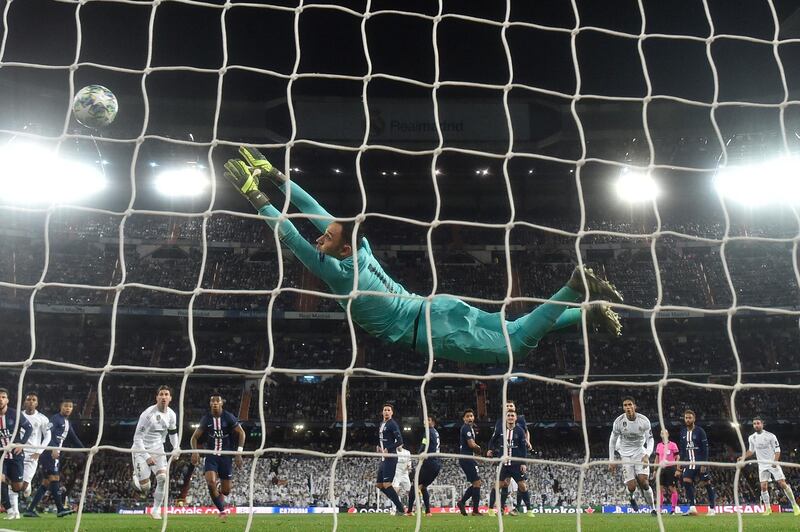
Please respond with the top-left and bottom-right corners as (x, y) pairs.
(238, 146), (335, 234)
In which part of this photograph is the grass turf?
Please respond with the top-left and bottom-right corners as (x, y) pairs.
(1, 513), (798, 532)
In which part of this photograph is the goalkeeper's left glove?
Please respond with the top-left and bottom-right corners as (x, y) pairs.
(238, 146), (287, 187)
(224, 158), (271, 210)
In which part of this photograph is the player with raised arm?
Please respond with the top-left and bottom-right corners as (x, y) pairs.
(738, 416), (800, 516)
(608, 397), (656, 515)
(7, 392), (50, 520)
(222, 147), (623, 365)
(131, 385), (180, 520)
(457, 409), (482, 517)
(0, 389), (31, 521)
(654, 428), (680, 514)
(677, 409), (717, 516)
(190, 393), (245, 520)
(24, 398), (81, 518)
(407, 415), (441, 516)
(488, 411), (533, 517)
(376, 403), (405, 515)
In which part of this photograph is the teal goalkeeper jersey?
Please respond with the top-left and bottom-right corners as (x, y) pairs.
(257, 182), (422, 345)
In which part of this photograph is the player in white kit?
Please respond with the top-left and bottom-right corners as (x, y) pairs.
(131, 385), (180, 520)
(392, 447), (412, 510)
(608, 396), (656, 515)
(738, 416), (800, 516)
(5, 393), (50, 520)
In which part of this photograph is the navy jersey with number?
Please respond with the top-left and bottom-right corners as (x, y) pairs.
(378, 418), (402, 454)
(679, 425), (709, 464)
(421, 426), (441, 465)
(198, 411), (240, 455)
(0, 408), (32, 458)
(50, 413), (83, 450)
(459, 423), (477, 455)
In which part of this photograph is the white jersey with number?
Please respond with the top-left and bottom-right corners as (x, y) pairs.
(132, 405), (178, 452)
(609, 413), (654, 459)
(22, 410), (51, 455)
(748, 430), (780, 467)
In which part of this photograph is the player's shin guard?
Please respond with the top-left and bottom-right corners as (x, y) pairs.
(381, 487), (404, 513)
(707, 484), (716, 509)
(0, 483), (9, 510)
(422, 488), (431, 514)
(49, 481), (64, 512)
(27, 485), (46, 511)
(154, 474), (167, 510)
(684, 482), (695, 506)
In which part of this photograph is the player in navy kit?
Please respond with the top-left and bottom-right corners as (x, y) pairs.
(457, 409), (483, 516)
(190, 393), (246, 518)
(0, 388), (32, 519)
(487, 400), (531, 512)
(376, 403), (405, 514)
(24, 398), (81, 518)
(677, 409), (717, 515)
(407, 415), (441, 516)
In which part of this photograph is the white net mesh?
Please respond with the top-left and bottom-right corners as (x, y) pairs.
(1, 0), (800, 530)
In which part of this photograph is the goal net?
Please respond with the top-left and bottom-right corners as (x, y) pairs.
(1, 0), (799, 531)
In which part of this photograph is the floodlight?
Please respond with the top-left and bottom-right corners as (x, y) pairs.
(154, 167), (209, 197)
(615, 168), (659, 203)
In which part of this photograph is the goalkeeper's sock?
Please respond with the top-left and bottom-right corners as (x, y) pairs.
(1, 483), (9, 510)
(489, 486), (496, 509)
(761, 490), (770, 507)
(27, 485), (46, 511)
(49, 481), (64, 513)
(783, 484), (797, 507)
(500, 487), (509, 510)
(521, 489), (531, 510)
(642, 486), (655, 507)
(707, 484), (716, 509)
(684, 482), (696, 506)
(8, 490), (18, 514)
(422, 488), (431, 514)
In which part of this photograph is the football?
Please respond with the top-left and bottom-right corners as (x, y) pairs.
(72, 85), (118, 129)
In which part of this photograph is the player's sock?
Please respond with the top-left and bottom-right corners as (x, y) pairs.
(407, 488), (416, 513)
(470, 486), (480, 511)
(154, 474), (167, 510)
(670, 491), (679, 510)
(628, 489), (638, 511)
(509, 286), (581, 350)
(381, 487), (404, 513)
(521, 490), (531, 510)
(422, 488), (431, 514)
(27, 485), (46, 511)
(49, 481), (64, 513)
(459, 487), (472, 507)
(761, 490), (770, 507)
(658, 488), (664, 508)
(516, 490), (523, 510)
(8, 490), (18, 514)
(684, 482), (696, 506)
(783, 484), (797, 507)
(489, 487), (496, 509)
(707, 484), (716, 509)
(642, 486), (655, 507)
(212, 495), (225, 512)
(1, 484), (9, 511)
(500, 487), (509, 510)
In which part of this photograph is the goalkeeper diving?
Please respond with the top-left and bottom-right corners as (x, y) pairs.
(223, 147), (623, 364)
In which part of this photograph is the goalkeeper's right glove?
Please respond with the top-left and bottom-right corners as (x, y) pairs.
(224, 158), (271, 210)
(238, 146), (287, 187)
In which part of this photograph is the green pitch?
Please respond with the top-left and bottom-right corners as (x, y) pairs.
(4, 513), (798, 531)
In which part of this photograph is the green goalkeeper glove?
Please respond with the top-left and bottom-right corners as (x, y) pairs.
(238, 146), (287, 186)
(224, 158), (271, 210)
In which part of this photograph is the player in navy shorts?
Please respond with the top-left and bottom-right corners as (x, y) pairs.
(457, 409), (482, 516)
(407, 415), (442, 515)
(190, 393), (246, 518)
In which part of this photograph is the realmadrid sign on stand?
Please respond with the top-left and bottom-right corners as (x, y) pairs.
(72, 85), (118, 129)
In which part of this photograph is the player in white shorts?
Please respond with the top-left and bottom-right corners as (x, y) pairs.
(392, 447), (412, 507)
(608, 396), (656, 515)
(5, 392), (50, 520)
(132, 385), (180, 520)
(738, 416), (800, 516)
